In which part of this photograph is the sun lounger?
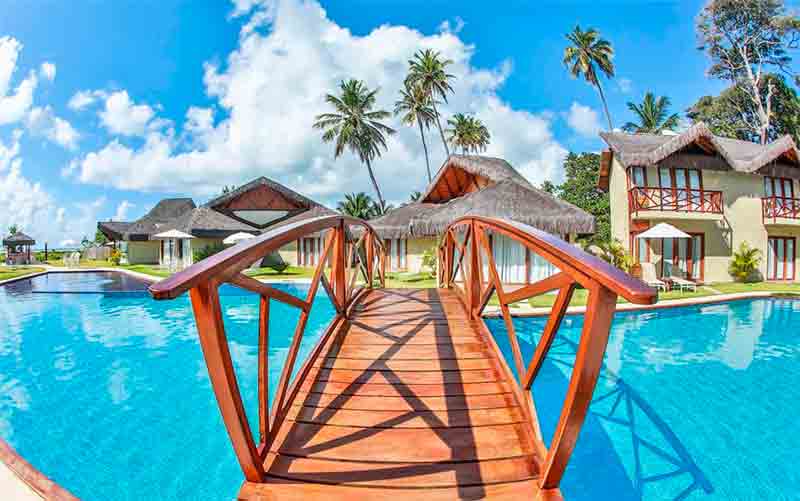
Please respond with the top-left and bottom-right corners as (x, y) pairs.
(669, 275), (697, 292)
(640, 262), (667, 292)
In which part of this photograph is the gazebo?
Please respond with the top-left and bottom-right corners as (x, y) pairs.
(3, 232), (36, 265)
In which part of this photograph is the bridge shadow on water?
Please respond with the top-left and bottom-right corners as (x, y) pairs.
(491, 321), (714, 501)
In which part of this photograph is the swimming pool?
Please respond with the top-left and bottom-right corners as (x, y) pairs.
(486, 297), (800, 500)
(0, 272), (335, 500)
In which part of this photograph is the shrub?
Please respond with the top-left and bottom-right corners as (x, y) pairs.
(109, 249), (122, 266)
(587, 237), (633, 273)
(194, 243), (226, 263)
(729, 242), (761, 282)
(421, 247), (437, 275)
(259, 251), (289, 273)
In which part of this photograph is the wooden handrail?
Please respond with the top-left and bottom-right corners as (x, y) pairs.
(437, 216), (656, 492)
(148, 214), (386, 482)
(628, 186), (723, 214)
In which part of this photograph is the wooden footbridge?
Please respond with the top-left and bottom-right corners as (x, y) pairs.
(150, 215), (655, 500)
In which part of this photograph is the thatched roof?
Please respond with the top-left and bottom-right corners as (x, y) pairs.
(371, 155), (595, 238)
(410, 181), (595, 237)
(125, 198), (197, 239)
(267, 205), (337, 231)
(165, 207), (257, 238)
(97, 221), (133, 241)
(3, 232), (35, 246)
(421, 155), (533, 202)
(370, 202), (440, 239)
(600, 122), (800, 173)
(204, 176), (323, 210)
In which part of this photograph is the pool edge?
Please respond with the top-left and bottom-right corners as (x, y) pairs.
(484, 291), (799, 318)
(0, 438), (79, 501)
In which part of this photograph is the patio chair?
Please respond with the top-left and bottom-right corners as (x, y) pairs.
(669, 272), (697, 293)
(640, 262), (667, 292)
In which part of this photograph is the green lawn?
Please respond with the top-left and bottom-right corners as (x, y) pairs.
(0, 266), (45, 281)
(384, 272), (437, 289)
(245, 266), (317, 279)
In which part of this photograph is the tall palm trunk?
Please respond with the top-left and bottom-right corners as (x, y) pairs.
(364, 157), (385, 207)
(595, 80), (613, 131)
(417, 120), (432, 182)
(430, 98), (450, 157)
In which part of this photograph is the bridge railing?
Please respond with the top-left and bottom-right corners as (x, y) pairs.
(438, 216), (656, 492)
(149, 215), (385, 482)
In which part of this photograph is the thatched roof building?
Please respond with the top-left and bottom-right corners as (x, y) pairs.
(97, 176), (336, 243)
(599, 122), (800, 187)
(370, 155), (595, 238)
(2, 232), (36, 246)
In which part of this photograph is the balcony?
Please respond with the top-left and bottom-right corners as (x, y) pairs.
(762, 196), (800, 224)
(628, 186), (724, 219)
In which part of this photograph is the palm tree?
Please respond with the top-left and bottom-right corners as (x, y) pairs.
(314, 79), (396, 206)
(337, 192), (375, 219)
(8, 225), (18, 235)
(405, 49), (455, 157)
(622, 92), (680, 134)
(371, 199), (394, 217)
(563, 25), (615, 130)
(446, 113), (491, 154)
(410, 191), (422, 201)
(395, 82), (437, 182)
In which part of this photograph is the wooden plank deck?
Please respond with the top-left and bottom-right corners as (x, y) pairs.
(241, 288), (548, 500)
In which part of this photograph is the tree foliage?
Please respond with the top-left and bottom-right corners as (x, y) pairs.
(395, 82), (437, 182)
(7, 225), (18, 235)
(697, 0), (800, 143)
(406, 49), (456, 157)
(338, 192), (375, 219)
(622, 92), (680, 133)
(687, 73), (800, 143)
(548, 152), (610, 241)
(445, 113), (491, 154)
(314, 79), (395, 205)
(563, 25), (615, 130)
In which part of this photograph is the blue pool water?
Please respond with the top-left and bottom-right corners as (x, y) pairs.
(486, 298), (800, 500)
(0, 272), (335, 500)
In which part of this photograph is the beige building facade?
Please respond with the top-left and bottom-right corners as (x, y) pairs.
(602, 124), (800, 283)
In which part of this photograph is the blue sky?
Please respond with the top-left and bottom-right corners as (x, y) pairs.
(0, 0), (751, 246)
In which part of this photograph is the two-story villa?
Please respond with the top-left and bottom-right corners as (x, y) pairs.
(600, 123), (800, 283)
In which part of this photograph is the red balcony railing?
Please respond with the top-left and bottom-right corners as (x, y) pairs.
(628, 186), (723, 214)
(762, 196), (800, 221)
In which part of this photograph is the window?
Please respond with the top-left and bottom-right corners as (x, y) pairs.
(628, 166), (646, 188)
(767, 236), (795, 281)
(629, 232), (649, 264)
(386, 238), (407, 271)
(661, 233), (704, 280)
(659, 167), (703, 209)
(764, 176), (794, 199)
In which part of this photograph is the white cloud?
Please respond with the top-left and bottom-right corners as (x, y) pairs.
(74, 0), (568, 203)
(39, 62), (56, 82)
(68, 89), (107, 111)
(0, 37), (38, 126)
(113, 200), (134, 221)
(98, 90), (162, 136)
(438, 16), (465, 34)
(565, 102), (603, 138)
(0, 134), (100, 246)
(26, 106), (80, 150)
(617, 77), (632, 94)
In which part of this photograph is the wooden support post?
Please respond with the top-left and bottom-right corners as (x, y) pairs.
(189, 282), (263, 482)
(258, 296), (270, 445)
(332, 222), (346, 307)
(467, 222), (481, 318)
(523, 284), (575, 390)
(366, 235), (375, 288)
(540, 286), (617, 489)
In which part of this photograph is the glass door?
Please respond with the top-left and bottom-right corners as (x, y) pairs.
(767, 237), (795, 280)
